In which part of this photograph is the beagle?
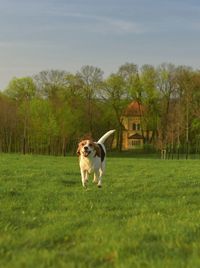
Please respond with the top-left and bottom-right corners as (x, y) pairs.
(77, 130), (115, 188)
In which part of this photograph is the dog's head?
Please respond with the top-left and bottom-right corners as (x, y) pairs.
(76, 139), (101, 158)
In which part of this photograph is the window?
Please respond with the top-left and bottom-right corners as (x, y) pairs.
(132, 140), (141, 146)
(132, 123), (141, 131)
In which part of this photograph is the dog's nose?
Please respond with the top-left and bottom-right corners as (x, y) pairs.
(84, 146), (88, 150)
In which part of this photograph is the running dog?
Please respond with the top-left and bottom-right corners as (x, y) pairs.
(76, 130), (115, 188)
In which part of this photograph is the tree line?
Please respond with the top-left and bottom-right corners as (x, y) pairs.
(0, 63), (200, 157)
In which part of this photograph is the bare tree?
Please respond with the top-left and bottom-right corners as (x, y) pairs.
(77, 65), (104, 132)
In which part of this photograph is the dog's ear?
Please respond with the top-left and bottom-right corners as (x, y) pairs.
(76, 144), (81, 156)
(94, 143), (101, 157)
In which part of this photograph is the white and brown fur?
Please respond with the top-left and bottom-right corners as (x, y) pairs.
(77, 130), (115, 188)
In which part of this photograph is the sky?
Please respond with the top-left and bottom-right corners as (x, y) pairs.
(0, 0), (200, 90)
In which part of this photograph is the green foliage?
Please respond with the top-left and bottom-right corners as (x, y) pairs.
(192, 118), (200, 131)
(29, 99), (58, 143)
(1, 64), (200, 154)
(1, 155), (200, 267)
(5, 77), (36, 101)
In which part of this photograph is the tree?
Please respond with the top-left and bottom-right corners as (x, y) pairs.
(34, 70), (68, 99)
(1, 63), (200, 157)
(140, 65), (160, 144)
(156, 63), (178, 155)
(28, 99), (58, 154)
(117, 63), (147, 137)
(117, 63), (139, 100)
(118, 63), (138, 79)
(0, 93), (18, 152)
(5, 77), (36, 154)
(191, 71), (200, 154)
(102, 73), (128, 151)
(77, 65), (104, 132)
(175, 66), (195, 158)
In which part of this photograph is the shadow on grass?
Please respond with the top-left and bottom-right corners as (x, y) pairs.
(61, 179), (79, 186)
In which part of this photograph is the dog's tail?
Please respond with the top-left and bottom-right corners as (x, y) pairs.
(97, 130), (115, 144)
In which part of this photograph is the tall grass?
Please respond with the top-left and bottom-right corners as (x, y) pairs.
(0, 154), (200, 267)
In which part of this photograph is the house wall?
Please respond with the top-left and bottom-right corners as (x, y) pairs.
(121, 115), (152, 150)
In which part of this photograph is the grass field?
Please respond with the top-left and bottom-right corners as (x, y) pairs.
(1, 154), (200, 268)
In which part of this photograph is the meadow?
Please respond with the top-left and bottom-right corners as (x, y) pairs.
(1, 154), (200, 268)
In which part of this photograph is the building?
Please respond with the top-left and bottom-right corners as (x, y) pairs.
(121, 101), (152, 150)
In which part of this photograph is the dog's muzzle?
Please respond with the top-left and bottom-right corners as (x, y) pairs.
(83, 147), (91, 157)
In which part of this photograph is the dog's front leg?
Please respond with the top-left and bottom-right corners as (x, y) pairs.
(81, 169), (87, 188)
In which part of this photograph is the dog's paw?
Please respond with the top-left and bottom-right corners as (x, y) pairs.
(82, 183), (87, 188)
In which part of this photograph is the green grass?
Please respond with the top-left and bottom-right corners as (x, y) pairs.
(1, 154), (200, 268)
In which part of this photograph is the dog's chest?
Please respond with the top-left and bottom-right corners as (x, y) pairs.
(80, 157), (100, 173)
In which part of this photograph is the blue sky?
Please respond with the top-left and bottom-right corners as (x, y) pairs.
(0, 0), (200, 89)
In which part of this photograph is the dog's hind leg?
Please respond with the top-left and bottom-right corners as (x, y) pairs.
(94, 170), (101, 187)
(98, 161), (105, 187)
(93, 173), (98, 184)
(97, 169), (103, 188)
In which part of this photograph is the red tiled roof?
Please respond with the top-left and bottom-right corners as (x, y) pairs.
(124, 101), (144, 116)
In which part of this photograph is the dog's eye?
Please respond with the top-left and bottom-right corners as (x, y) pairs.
(89, 143), (93, 147)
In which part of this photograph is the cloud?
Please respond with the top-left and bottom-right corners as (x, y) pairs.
(47, 10), (145, 35)
(99, 17), (145, 34)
